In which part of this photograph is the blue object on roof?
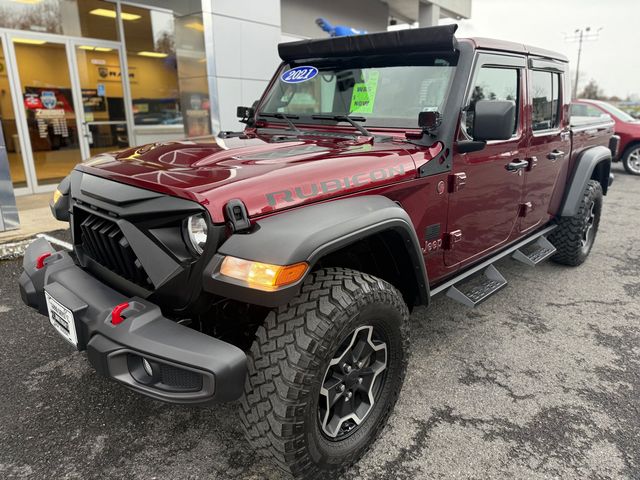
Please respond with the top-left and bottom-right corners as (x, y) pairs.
(315, 17), (367, 37)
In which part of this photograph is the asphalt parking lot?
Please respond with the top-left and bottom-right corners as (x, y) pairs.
(0, 163), (638, 480)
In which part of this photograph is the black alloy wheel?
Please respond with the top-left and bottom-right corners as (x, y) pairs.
(318, 325), (388, 440)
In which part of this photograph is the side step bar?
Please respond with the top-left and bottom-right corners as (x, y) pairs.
(511, 236), (556, 267)
(431, 225), (557, 307)
(446, 264), (507, 307)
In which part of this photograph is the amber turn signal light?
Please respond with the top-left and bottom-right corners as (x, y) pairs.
(52, 188), (63, 205)
(220, 256), (308, 290)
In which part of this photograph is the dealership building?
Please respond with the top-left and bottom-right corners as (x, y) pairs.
(0, 0), (470, 209)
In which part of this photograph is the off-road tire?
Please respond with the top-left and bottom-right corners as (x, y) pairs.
(549, 180), (603, 266)
(621, 144), (640, 175)
(239, 267), (410, 479)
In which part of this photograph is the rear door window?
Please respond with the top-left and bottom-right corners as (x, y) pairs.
(531, 71), (561, 131)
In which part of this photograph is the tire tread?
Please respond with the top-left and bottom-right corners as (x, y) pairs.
(239, 267), (409, 479)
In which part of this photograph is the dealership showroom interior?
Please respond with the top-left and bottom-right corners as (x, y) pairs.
(1, 0), (640, 479)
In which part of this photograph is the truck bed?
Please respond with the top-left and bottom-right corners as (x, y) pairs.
(570, 116), (616, 167)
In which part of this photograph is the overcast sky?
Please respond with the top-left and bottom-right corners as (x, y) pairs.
(438, 0), (639, 99)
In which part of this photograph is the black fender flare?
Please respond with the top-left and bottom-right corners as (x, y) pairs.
(203, 195), (429, 308)
(561, 146), (611, 217)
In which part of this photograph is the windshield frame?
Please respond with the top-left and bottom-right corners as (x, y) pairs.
(256, 52), (459, 130)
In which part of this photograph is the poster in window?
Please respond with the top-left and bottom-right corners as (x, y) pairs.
(82, 89), (106, 112)
(24, 87), (73, 112)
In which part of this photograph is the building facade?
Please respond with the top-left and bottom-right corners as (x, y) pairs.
(0, 0), (469, 200)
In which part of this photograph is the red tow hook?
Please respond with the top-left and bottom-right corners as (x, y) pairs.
(111, 302), (130, 325)
(35, 252), (52, 269)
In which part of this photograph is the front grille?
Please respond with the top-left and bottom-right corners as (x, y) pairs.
(79, 212), (152, 289)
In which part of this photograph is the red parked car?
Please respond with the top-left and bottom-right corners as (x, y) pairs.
(572, 99), (640, 175)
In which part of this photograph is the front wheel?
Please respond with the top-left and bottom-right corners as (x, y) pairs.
(622, 145), (640, 175)
(240, 268), (410, 479)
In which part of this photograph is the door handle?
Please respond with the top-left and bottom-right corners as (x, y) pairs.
(505, 159), (529, 172)
(547, 150), (565, 161)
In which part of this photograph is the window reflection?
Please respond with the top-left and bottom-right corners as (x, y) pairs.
(0, 0), (118, 41)
(120, 3), (211, 137)
(122, 5), (182, 127)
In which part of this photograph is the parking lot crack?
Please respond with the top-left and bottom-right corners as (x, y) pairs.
(459, 360), (535, 402)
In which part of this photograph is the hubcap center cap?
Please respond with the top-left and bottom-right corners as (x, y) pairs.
(344, 370), (360, 389)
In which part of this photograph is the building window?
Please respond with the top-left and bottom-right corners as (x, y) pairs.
(121, 2), (212, 139)
(122, 4), (182, 128)
(0, 0), (118, 41)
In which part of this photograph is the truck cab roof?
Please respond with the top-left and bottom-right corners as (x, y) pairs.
(460, 37), (568, 62)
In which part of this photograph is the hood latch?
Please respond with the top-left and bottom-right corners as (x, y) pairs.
(225, 199), (251, 233)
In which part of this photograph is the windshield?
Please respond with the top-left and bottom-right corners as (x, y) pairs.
(259, 56), (457, 129)
(596, 102), (636, 122)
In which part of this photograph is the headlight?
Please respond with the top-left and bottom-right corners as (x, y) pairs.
(185, 214), (208, 255)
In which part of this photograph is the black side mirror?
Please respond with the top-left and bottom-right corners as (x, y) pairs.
(473, 100), (516, 141)
(237, 105), (255, 124)
(418, 111), (442, 131)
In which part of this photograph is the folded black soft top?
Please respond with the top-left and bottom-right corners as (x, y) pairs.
(278, 24), (458, 62)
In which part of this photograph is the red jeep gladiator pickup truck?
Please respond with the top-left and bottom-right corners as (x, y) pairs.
(20, 25), (615, 479)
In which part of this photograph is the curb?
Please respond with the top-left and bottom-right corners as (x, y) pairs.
(0, 233), (73, 261)
(0, 238), (34, 260)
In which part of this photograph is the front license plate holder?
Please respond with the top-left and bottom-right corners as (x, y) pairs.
(45, 291), (78, 347)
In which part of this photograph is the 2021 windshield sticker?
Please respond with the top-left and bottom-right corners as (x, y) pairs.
(350, 70), (380, 114)
(281, 66), (319, 83)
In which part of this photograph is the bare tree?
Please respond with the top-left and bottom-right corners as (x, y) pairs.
(0, 0), (62, 34)
(579, 80), (603, 100)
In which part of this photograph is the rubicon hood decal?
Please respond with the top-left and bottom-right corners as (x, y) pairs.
(266, 165), (405, 207)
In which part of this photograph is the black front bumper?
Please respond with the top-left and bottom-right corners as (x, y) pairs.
(19, 237), (247, 405)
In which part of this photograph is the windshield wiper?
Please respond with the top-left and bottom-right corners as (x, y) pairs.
(311, 114), (372, 137)
(258, 112), (302, 134)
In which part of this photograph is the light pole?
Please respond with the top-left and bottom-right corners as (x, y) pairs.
(573, 28), (585, 99)
(565, 27), (601, 99)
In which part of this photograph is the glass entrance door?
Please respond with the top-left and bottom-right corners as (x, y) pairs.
(71, 40), (132, 158)
(11, 35), (83, 188)
(4, 31), (132, 193)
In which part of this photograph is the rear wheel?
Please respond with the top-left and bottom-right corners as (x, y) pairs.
(549, 180), (603, 266)
(240, 268), (409, 479)
(622, 145), (640, 175)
